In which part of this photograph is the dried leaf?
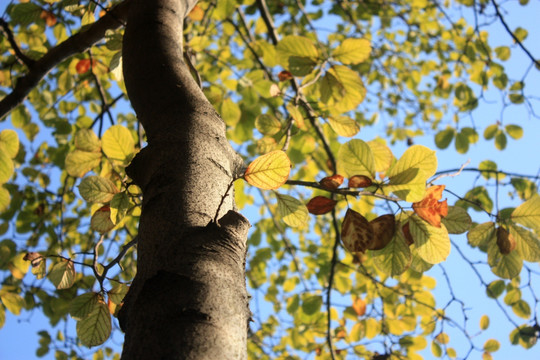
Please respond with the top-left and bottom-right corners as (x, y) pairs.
(348, 175), (372, 188)
(412, 185), (448, 227)
(306, 196), (337, 215)
(319, 174), (344, 190)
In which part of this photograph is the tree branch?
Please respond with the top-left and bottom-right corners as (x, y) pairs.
(490, 0), (540, 68)
(0, 0), (130, 120)
(0, 18), (35, 68)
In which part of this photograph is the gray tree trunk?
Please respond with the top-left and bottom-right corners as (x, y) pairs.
(118, 0), (250, 358)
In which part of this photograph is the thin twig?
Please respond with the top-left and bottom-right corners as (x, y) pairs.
(429, 159), (470, 184)
(490, 0), (540, 68)
(0, 18), (35, 67)
(285, 179), (401, 201)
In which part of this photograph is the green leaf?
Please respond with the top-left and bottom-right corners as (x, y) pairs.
(0, 303), (4, 329)
(509, 325), (537, 349)
(78, 176), (119, 203)
(0, 130), (19, 159)
(508, 223), (540, 262)
(102, 125), (135, 163)
(325, 65), (366, 113)
(512, 300), (531, 319)
(0, 151), (14, 184)
(494, 130), (507, 150)
(0, 186), (10, 213)
(434, 128), (454, 149)
(214, 0), (236, 20)
(276, 193), (309, 228)
(467, 221), (495, 247)
(337, 139), (375, 178)
(277, 35), (319, 62)
(48, 260), (76, 290)
(483, 124), (498, 140)
(0, 291), (26, 315)
(487, 239), (522, 279)
(220, 99), (241, 127)
(328, 116), (360, 137)
(483, 339), (500, 352)
(255, 114), (282, 136)
(332, 38), (371, 65)
(409, 215), (450, 264)
(70, 292), (100, 321)
(441, 206), (471, 234)
(494, 46), (511, 61)
(91, 206), (116, 234)
(505, 124), (523, 140)
(367, 140), (394, 173)
(480, 315), (490, 330)
(10, 3), (42, 26)
(457, 186), (493, 213)
(454, 130), (469, 154)
(76, 301), (111, 347)
(386, 145), (437, 202)
(511, 193), (540, 232)
(110, 192), (131, 224)
(301, 295), (322, 315)
(371, 228), (411, 276)
(478, 160), (503, 180)
(108, 283), (129, 305)
(74, 129), (101, 153)
(514, 27), (528, 42)
(65, 150), (102, 178)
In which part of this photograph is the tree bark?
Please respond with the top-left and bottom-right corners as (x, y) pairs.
(119, 0), (250, 359)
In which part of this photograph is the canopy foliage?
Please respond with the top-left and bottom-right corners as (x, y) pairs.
(0, 0), (539, 359)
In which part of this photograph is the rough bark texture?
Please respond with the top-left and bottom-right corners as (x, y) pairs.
(119, 0), (250, 359)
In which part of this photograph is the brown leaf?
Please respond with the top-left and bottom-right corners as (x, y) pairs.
(278, 70), (293, 81)
(348, 175), (372, 188)
(496, 227), (516, 255)
(341, 209), (396, 253)
(402, 222), (414, 246)
(320, 174), (344, 190)
(341, 209), (372, 253)
(75, 59), (97, 75)
(23, 252), (44, 267)
(306, 196), (337, 215)
(367, 214), (395, 250)
(40, 10), (57, 27)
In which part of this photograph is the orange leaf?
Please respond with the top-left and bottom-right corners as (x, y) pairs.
(352, 297), (366, 316)
(188, 5), (204, 21)
(412, 185), (448, 227)
(320, 174), (344, 190)
(76, 59), (97, 75)
(341, 209), (396, 253)
(496, 227), (516, 255)
(40, 10), (57, 27)
(348, 175), (372, 188)
(278, 70), (293, 81)
(306, 196), (337, 215)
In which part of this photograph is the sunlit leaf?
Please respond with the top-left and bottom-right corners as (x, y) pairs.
(441, 206), (472, 234)
(78, 176), (119, 204)
(0, 186), (10, 213)
(348, 175), (372, 188)
(65, 150), (102, 178)
(276, 193), (309, 228)
(319, 174), (344, 190)
(0, 151), (14, 184)
(332, 38), (371, 65)
(337, 139), (375, 178)
(48, 260), (76, 290)
(70, 292), (100, 321)
(102, 125), (135, 163)
(255, 114), (282, 136)
(409, 215), (450, 264)
(110, 192), (131, 224)
(367, 140), (394, 174)
(244, 151), (291, 190)
(328, 116), (360, 137)
(487, 238), (522, 279)
(467, 222), (496, 247)
(76, 301), (112, 347)
(91, 206), (116, 234)
(508, 223), (540, 262)
(74, 129), (101, 153)
(108, 283), (129, 305)
(0, 291), (26, 315)
(480, 315), (490, 330)
(511, 193), (540, 232)
(0, 130), (19, 159)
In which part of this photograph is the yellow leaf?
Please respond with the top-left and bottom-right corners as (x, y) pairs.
(102, 125), (135, 163)
(333, 38), (371, 65)
(328, 116), (360, 137)
(244, 151), (291, 190)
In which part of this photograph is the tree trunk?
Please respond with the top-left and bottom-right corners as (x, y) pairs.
(118, 0), (250, 359)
